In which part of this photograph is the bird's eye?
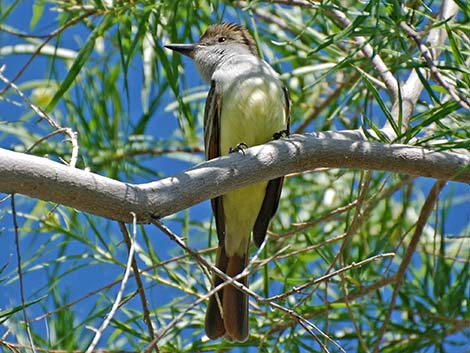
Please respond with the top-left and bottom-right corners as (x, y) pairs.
(218, 37), (227, 43)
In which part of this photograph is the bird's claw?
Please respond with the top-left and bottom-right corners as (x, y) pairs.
(272, 129), (289, 140)
(229, 142), (248, 155)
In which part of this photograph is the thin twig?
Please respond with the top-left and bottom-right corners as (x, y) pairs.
(0, 24), (57, 39)
(372, 180), (447, 353)
(0, 66), (59, 129)
(0, 67), (79, 167)
(28, 246), (216, 325)
(0, 10), (99, 94)
(85, 213), (138, 353)
(270, 233), (347, 260)
(390, 0), (460, 129)
(273, 175), (414, 244)
(267, 252), (395, 302)
(324, 7), (399, 98)
(149, 220), (344, 353)
(119, 221), (158, 351)
(260, 0), (313, 7)
(295, 74), (359, 133)
(340, 260), (371, 353)
(399, 21), (470, 110)
(146, 220), (263, 349)
(273, 200), (359, 239)
(298, 319), (331, 353)
(11, 194), (37, 353)
(320, 172), (371, 293)
(0, 339), (137, 353)
(265, 274), (396, 335)
(240, 0), (398, 99)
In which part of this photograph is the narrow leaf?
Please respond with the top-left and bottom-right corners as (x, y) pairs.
(46, 14), (116, 113)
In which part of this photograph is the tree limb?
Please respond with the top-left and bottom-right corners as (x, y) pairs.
(1, 131), (469, 224)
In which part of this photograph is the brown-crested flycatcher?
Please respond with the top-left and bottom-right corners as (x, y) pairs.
(165, 22), (290, 342)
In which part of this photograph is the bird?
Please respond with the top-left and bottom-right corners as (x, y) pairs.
(165, 22), (290, 342)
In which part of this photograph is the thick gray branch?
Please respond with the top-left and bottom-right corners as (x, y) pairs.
(1, 131), (469, 223)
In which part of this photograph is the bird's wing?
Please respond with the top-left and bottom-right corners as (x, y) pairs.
(204, 81), (225, 242)
(284, 85), (291, 134)
(253, 84), (291, 247)
(206, 81), (248, 340)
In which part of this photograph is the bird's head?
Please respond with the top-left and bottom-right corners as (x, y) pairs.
(165, 23), (258, 82)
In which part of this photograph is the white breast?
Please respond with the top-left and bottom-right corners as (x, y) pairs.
(214, 56), (287, 154)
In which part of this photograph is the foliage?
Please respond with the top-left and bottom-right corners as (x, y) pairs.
(0, 0), (469, 352)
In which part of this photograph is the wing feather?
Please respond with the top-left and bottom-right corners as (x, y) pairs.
(204, 81), (225, 242)
(253, 84), (291, 247)
(204, 81), (221, 160)
(205, 81), (231, 339)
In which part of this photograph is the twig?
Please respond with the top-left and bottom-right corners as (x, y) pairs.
(295, 74), (359, 133)
(0, 339), (137, 353)
(241, 0), (398, 99)
(28, 246), (215, 325)
(267, 252), (395, 302)
(0, 24), (58, 39)
(85, 213), (138, 353)
(261, 0), (313, 7)
(237, 1), (292, 29)
(390, 0), (460, 129)
(119, 222), (158, 351)
(341, 285), (370, 353)
(0, 67), (79, 167)
(265, 274), (396, 335)
(149, 220), (344, 353)
(371, 180), (447, 353)
(274, 200), (359, 239)
(324, 7), (399, 99)
(273, 175), (414, 250)
(146, 220), (261, 349)
(270, 233), (348, 260)
(0, 10), (98, 94)
(0, 66), (59, 129)
(261, 177), (415, 335)
(288, 173), (372, 312)
(328, 173), (371, 273)
(399, 21), (470, 110)
(298, 319), (331, 353)
(340, 259), (371, 353)
(11, 194), (37, 353)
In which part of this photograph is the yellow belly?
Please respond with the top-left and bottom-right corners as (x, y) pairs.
(219, 76), (287, 257)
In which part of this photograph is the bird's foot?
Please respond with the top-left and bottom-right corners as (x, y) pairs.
(272, 129), (289, 140)
(229, 142), (248, 156)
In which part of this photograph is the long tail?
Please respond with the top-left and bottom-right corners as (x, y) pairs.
(205, 244), (248, 342)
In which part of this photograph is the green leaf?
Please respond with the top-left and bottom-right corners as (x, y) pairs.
(362, 114), (391, 143)
(45, 14), (116, 113)
(0, 296), (46, 323)
(361, 72), (398, 137)
(30, 0), (45, 30)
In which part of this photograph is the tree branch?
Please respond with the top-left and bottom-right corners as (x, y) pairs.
(399, 20), (470, 110)
(1, 131), (469, 224)
(390, 0), (460, 128)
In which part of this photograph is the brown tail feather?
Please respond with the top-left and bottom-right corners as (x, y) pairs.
(223, 253), (248, 341)
(205, 245), (249, 342)
(205, 245), (228, 339)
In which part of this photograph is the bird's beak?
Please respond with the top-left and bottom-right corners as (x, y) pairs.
(164, 43), (197, 58)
